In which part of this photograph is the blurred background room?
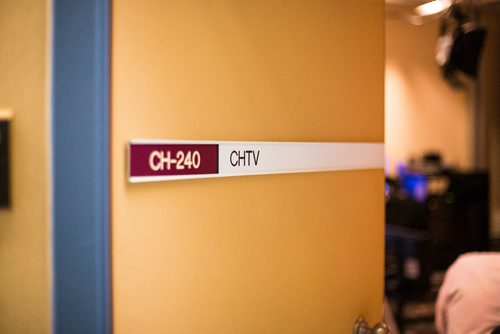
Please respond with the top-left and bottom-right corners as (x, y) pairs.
(384, 1), (500, 333)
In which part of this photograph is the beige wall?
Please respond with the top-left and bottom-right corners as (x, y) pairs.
(385, 19), (473, 175)
(0, 0), (51, 333)
(481, 10), (500, 238)
(112, 1), (384, 333)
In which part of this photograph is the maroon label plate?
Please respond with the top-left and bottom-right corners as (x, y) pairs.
(129, 144), (218, 178)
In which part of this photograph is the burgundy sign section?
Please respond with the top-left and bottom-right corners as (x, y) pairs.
(129, 144), (219, 178)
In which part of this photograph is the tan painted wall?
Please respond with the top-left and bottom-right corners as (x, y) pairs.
(385, 19), (473, 175)
(112, 1), (384, 333)
(0, 0), (51, 333)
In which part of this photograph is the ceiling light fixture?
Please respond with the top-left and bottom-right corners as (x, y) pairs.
(415, 0), (452, 16)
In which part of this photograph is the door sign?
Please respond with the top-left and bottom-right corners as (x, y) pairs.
(128, 140), (384, 183)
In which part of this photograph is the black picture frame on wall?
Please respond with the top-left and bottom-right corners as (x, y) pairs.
(0, 120), (9, 208)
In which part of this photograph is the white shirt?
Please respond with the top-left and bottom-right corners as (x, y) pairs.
(435, 252), (500, 334)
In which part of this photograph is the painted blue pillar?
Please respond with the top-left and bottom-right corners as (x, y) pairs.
(52, 1), (111, 333)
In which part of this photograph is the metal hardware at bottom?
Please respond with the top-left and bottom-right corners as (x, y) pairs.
(353, 317), (390, 334)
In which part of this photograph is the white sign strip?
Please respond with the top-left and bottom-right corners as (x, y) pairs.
(129, 140), (384, 182)
(218, 142), (383, 175)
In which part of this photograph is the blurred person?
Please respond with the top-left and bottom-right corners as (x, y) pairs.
(435, 252), (500, 334)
